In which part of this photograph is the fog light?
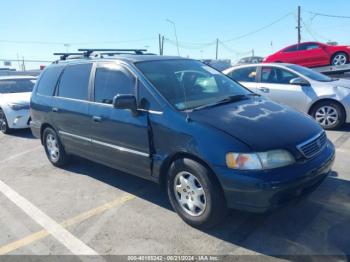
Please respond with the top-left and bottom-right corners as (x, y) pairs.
(13, 116), (23, 126)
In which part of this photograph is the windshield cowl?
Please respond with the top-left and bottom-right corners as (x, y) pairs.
(188, 93), (260, 111)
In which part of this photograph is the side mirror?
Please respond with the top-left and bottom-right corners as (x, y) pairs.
(113, 94), (138, 115)
(289, 77), (309, 86)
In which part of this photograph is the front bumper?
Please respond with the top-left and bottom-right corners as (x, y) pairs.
(6, 109), (31, 129)
(214, 140), (335, 212)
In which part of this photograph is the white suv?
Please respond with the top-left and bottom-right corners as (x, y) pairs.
(0, 75), (36, 134)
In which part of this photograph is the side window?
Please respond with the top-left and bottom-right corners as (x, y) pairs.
(261, 67), (298, 84)
(228, 67), (257, 82)
(57, 63), (92, 100)
(304, 43), (319, 50)
(94, 64), (135, 104)
(36, 66), (64, 96)
(297, 43), (319, 51)
(283, 45), (298, 52)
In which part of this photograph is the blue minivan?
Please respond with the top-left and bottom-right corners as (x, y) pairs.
(30, 51), (335, 228)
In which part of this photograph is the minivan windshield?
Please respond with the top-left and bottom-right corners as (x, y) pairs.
(286, 64), (334, 82)
(135, 59), (251, 110)
(0, 79), (36, 94)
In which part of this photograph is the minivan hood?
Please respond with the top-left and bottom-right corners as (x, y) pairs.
(189, 98), (322, 151)
(0, 92), (31, 105)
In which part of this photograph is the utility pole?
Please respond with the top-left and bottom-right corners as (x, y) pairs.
(297, 6), (301, 45)
(252, 49), (255, 57)
(158, 34), (162, 55)
(215, 38), (219, 60)
(22, 56), (25, 71)
(161, 35), (165, 55)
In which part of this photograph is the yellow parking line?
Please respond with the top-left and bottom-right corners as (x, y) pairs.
(0, 194), (135, 255)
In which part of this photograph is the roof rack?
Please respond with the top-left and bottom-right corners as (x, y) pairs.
(53, 52), (85, 60)
(78, 48), (148, 57)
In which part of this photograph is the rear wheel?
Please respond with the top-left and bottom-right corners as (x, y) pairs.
(311, 101), (345, 130)
(43, 127), (70, 167)
(331, 52), (348, 66)
(167, 158), (227, 228)
(0, 108), (11, 134)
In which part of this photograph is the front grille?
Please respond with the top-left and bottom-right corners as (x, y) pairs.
(297, 132), (327, 159)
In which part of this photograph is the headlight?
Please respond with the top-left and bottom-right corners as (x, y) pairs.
(8, 103), (29, 111)
(226, 150), (295, 170)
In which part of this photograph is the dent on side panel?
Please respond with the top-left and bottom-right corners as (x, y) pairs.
(149, 109), (250, 180)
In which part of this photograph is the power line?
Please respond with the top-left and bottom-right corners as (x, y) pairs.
(309, 11), (350, 19)
(164, 37), (215, 49)
(221, 12), (293, 43)
(0, 59), (52, 63)
(0, 37), (158, 46)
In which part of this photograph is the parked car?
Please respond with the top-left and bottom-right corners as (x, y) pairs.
(237, 56), (263, 65)
(30, 54), (335, 228)
(0, 75), (36, 133)
(263, 42), (350, 67)
(223, 63), (350, 129)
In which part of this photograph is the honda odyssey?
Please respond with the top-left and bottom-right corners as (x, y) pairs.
(30, 51), (335, 228)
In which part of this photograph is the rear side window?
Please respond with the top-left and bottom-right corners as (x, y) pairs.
(58, 63), (92, 100)
(36, 66), (63, 96)
(261, 67), (298, 84)
(228, 67), (257, 82)
(0, 79), (35, 94)
(94, 64), (135, 104)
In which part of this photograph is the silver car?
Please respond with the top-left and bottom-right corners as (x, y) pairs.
(223, 63), (350, 130)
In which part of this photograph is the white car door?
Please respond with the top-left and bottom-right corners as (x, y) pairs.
(225, 66), (259, 92)
(257, 66), (308, 112)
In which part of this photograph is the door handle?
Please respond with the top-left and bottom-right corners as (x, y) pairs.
(52, 107), (59, 112)
(258, 87), (270, 93)
(92, 116), (102, 122)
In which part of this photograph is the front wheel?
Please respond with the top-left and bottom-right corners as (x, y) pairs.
(43, 127), (70, 167)
(311, 101), (345, 130)
(167, 158), (227, 228)
(331, 52), (348, 66)
(0, 108), (11, 134)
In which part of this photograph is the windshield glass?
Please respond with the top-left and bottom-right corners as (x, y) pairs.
(135, 59), (250, 110)
(286, 64), (333, 82)
(0, 79), (36, 94)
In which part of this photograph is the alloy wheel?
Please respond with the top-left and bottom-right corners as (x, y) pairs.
(46, 134), (60, 162)
(332, 54), (347, 66)
(173, 171), (207, 217)
(0, 110), (7, 133)
(315, 106), (339, 128)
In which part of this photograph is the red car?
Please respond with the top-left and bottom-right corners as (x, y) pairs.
(263, 42), (350, 68)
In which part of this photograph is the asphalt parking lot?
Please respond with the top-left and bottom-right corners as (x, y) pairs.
(0, 126), (350, 260)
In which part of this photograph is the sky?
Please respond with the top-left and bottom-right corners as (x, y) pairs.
(1, 0), (350, 69)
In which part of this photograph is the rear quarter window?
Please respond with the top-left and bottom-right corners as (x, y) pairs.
(57, 63), (92, 100)
(228, 67), (257, 82)
(36, 66), (64, 96)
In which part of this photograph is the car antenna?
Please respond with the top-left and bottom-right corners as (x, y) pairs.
(181, 83), (191, 122)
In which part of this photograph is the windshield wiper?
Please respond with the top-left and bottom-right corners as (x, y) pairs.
(190, 93), (260, 111)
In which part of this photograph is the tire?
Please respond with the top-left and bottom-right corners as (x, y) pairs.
(167, 158), (227, 228)
(311, 101), (346, 130)
(331, 52), (348, 66)
(0, 108), (12, 134)
(43, 127), (70, 167)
